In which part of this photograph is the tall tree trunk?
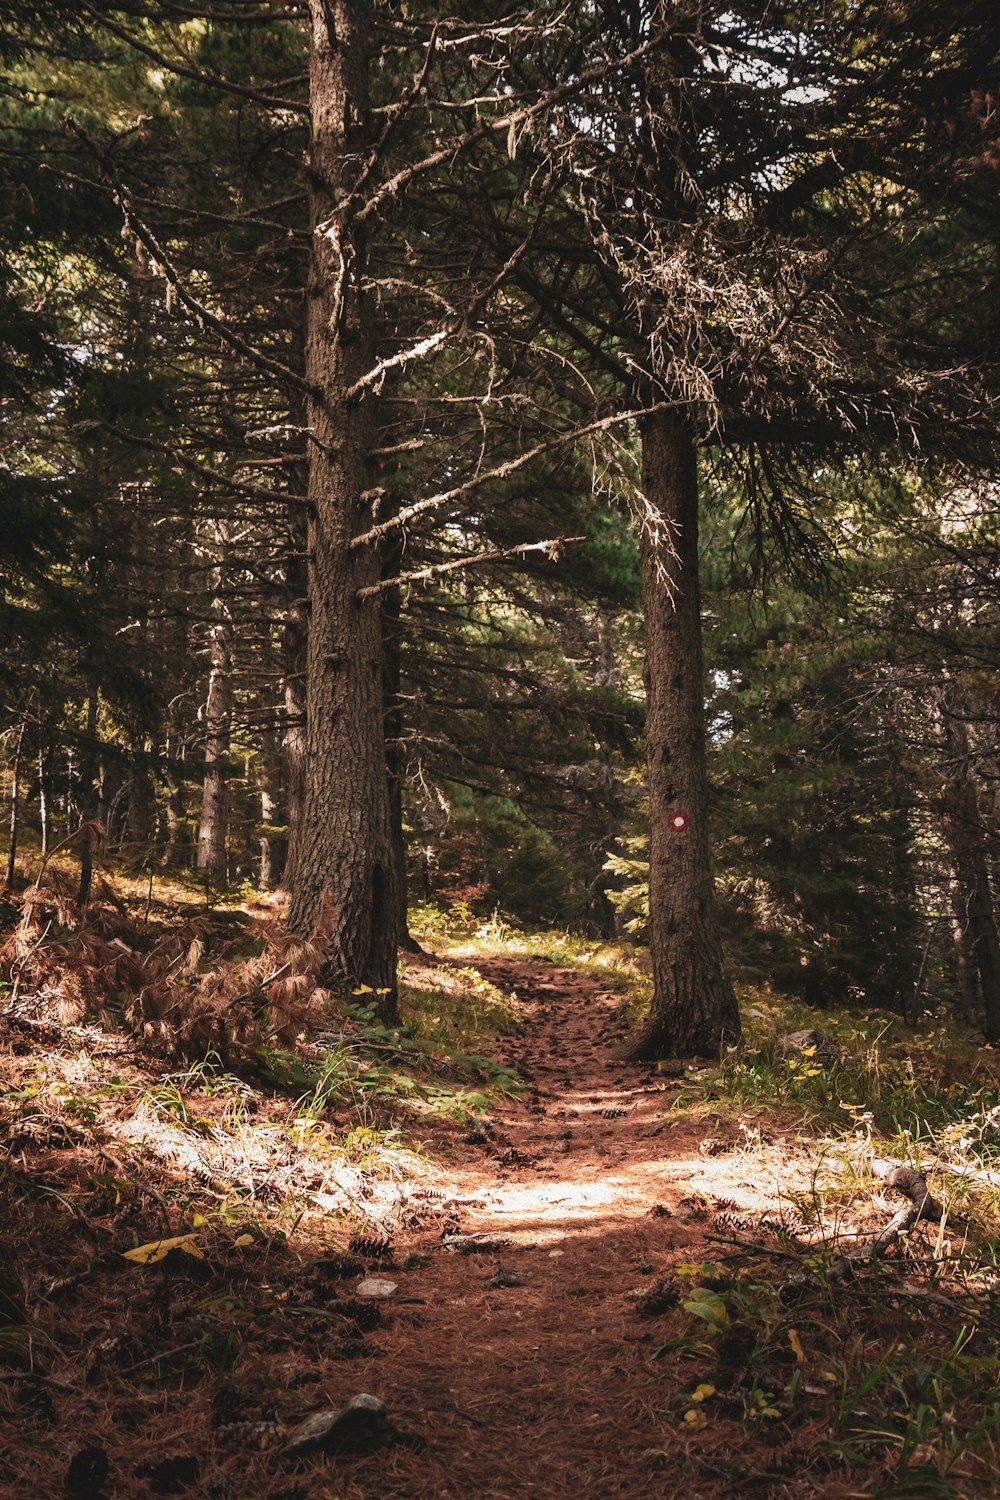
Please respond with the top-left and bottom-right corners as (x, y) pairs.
(258, 729), (285, 890)
(164, 697), (190, 868)
(938, 689), (1000, 1042)
(196, 607), (234, 880)
(949, 876), (980, 1022)
(5, 723), (23, 888)
(126, 744), (156, 859)
(287, 0), (399, 1024)
(38, 743), (49, 857)
(621, 410), (741, 1059)
(280, 549), (308, 892)
(381, 531), (420, 952)
(77, 688), (101, 907)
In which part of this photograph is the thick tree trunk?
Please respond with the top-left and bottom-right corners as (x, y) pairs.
(621, 410), (741, 1059)
(287, 0), (399, 1023)
(939, 692), (1000, 1042)
(196, 609), (234, 880)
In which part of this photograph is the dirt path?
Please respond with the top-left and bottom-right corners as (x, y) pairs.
(335, 953), (821, 1500)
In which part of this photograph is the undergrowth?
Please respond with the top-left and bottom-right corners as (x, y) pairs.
(6, 886), (1000, 1495)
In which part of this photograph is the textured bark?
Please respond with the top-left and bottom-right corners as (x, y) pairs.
(949, 877), (980, 1022)
(77, 690), (101, 907)
(5, 723), (22, 887)
(163, 697), (190, 868)
(287, 0), (399, 1022)
(38, 745), (49, 857)
(280, 556), (308, 893)
(621, 411), (741, 1059)
(381, 532), (420, 952)
(196, 609), (234, 880)
(126, 746), (156, 856)
(939, 693), (1000, 1042)
(259, 729), (285, 890)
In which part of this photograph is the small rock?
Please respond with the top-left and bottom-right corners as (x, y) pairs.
(779, 1028), (827, 1055)
(283, 1393), (399, 1457)
(66, 1445), (109, 1496)
(355, 1277), (398, 1299)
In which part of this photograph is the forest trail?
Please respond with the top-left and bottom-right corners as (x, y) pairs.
(341, 951), (825, 1500)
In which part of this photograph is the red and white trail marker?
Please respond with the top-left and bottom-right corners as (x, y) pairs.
(669, 810), (690, 833)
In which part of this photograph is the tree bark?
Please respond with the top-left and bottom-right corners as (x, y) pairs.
(77, 689), (101, 907)
(38, 743), (49, 857)
(381, 530), (420, 952)
(280, 551), (308, 893)
(938, 690), (1000, 1042)
(621, 410), (741, 1059)
(5, 723), (23, 888)
(287, 0), (399, 1024)
(196, 606), (234, 880)
(126, 745), (156, 859)
(259, 729), (285, 889)
(163, 695), (190, 868)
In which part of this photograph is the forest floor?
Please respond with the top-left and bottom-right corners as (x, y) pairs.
(4, 879), (1000, 1499)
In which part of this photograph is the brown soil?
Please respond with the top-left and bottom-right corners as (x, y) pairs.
(330, 952), (851, 1500)
(0, 949), (888, 1499)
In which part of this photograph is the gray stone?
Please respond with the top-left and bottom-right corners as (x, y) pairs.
(283, 1394), (398, 1457)
(355, 1276), (398, 1299)
(779, 1028), (825, 1054)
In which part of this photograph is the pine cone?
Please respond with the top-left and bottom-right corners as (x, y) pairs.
(348, 1231), (394, 1261)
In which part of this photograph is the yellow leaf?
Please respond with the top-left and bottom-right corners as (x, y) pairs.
(788, 1329), (805, 1362)
(233, 1233), (254, 1248)
(122, 1233), (203, 1264)
(352, 985), (374, 995)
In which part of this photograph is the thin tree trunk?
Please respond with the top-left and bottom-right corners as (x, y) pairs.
(164, 706), (190, 868)
(77, 690), (101, 907)
(381, 531), (420, 952)
(126, 745), (156, 859)
(5, 723), (23, 888)
(949, 877), (980, 1022)
(259, 729), (285, 890)
(196, 608), (234, 880)
(280, 555), (308, 893)
(939, 690), (1000, 1042)
(621, 410), (741, 1059)
(287, 0), (399, 1024)
(38, 744), (49, 857)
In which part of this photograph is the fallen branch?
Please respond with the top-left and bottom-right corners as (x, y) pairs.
(827, 1163), (943, 1283)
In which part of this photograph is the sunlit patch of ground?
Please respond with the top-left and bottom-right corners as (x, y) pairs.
(5, 883), (1000, 1496)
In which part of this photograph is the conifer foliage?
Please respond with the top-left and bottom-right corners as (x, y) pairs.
(1, 1), (999, 1051)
